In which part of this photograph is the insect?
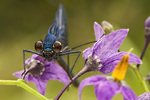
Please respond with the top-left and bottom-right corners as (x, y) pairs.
(22, 4), (81, 80)
(22, 4), (95, 84)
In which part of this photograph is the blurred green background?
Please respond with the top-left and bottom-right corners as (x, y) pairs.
(0, 0), (150, 100)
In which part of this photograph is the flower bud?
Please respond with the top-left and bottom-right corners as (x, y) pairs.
(145, 16), (150, 28)
(137, 16), (150, 68)
(145, 16), (150, 40)
(101, 20), (114, 34)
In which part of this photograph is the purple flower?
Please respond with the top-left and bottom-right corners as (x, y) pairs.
(138, 92), (150, 100)
(83, 22), (142, 74)
(79, 75), (137, 100)
(13, 54), (70, 95)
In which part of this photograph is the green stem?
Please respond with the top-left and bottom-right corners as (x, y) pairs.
(129, 64), (149, 92)
(0, 79), (51, 100)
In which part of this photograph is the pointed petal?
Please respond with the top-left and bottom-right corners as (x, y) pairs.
(28, 76), (47, 95)
(94, 22), (105, 41)
(95, 80), (121, 100)
(14, 71), (48, 95)
(13, 70), (30, 81)
(78, 75), (106, 100)
(83, 47), (93, 60)
(42, 61), (70, 84)
(100, 52), (142, 74)
(93, 29), (128, 61)
(121, 86), (137, 100)
(13, 70), (23, 78)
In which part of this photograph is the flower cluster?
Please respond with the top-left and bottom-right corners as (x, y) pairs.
(78, 22), (142, 100)
(12, 16), (150, 100)
(83, 22), (142, 74)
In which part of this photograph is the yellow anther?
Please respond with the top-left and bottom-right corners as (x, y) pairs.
(112, 54), (129, 81)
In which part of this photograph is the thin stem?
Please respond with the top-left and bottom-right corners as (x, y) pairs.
(0, 79), (50, 100)
(129, 64), (149, 92)
(54, 66), (89, 100)
(137, 39), (150, 68)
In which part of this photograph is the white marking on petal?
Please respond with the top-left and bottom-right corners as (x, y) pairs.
(97, 64), (102, 70)
(106, 76), (113, 80)
(30, 59), (34, 63)
(96, 59), (101, 63)
(88, 55), (91, 58)
(94, 55), (98, 59)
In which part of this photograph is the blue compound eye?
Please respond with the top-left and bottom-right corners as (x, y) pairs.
(35, 41), (43, 53)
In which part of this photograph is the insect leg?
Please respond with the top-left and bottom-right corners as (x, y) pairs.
(22, 49), (42, 78)
(71, 41), (96, 50)
(70, 51), (81, 73)
(59, 50), (81, 73)
(67, 54), (72, 78)
(59, 50), (81, 56)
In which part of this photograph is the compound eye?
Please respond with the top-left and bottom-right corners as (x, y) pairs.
(54, 41), (62, 53)
(35, 41), (43, 53)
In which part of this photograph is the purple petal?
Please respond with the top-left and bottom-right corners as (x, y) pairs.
(78, 75), (107, 100)
(95, 80), (121, 100)
(13, 70), (23, 78)
(14, 72), (47, 95)
(94, 22), (105, 41)
(95, 80), (137, 100)
(121, 86), (137, 100)
(93, 29), (128, 61)
(25, 54), (40, 65)
(13, 70), (30, 81)
(79, 75), (137, 100)
(28, 76), (48, 95)
(42, 61), (70, 84)
(138, 92), (150, 100)
(100, 52), (142, 74)
(83, 47), (93, 60)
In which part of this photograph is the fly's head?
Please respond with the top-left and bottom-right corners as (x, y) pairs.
(43, 42), (54, 61)
(35, 40), (62, 61)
